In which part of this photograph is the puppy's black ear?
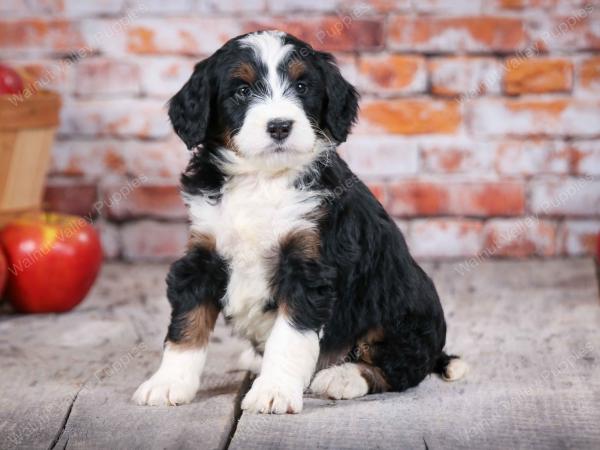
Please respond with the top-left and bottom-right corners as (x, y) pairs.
(168, 59), (212, 150)
(318, 52), (359, 144)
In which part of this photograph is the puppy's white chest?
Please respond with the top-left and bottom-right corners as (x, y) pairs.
(186, 174), (320, 347)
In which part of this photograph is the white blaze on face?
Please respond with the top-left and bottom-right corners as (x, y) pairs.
(234, 31), (316, 162)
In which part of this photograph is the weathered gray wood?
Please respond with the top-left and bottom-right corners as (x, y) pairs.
(230, 258), (600, 450)
(2, 259), (599, 450)
(0, 264), (247, 450)
(53, 319), (248, 450)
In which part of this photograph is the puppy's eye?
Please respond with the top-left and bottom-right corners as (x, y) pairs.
(236, 85), (251, 98)
(295, 82), (308, 94)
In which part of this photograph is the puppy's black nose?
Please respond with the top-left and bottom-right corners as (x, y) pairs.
(267, 119), (294, 141)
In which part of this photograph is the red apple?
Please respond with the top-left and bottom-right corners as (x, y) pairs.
(0, 64), (24, 95)
(0, 248), (7, 299)
(0, 213), (103, 313)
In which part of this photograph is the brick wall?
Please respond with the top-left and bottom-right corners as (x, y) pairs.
(1, 0), (599, 261)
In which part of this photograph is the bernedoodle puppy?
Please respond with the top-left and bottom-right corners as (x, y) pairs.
(132, 30), (467, 414)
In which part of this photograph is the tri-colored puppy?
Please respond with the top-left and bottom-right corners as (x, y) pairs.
(133, 30), (467, 414)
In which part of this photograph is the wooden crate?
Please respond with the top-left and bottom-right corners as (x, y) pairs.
(0, 91), (61, 226)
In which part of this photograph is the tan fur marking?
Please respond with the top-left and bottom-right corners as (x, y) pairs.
(280, 228), (320, 259)
(288, 59), (305, 80)
(357, 327), (385, 364)
(222, 128), (241, 154)
(176, 303), (220, 349)
(188, 231), (216, 251)
(358, 363), (390, 393)
(316, 345), (354, 371)
(232, 62), (256, 84)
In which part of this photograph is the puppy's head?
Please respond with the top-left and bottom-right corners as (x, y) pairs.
(169, 30), (359, 171)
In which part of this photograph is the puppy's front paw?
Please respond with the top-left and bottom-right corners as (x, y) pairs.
(241, 375), (303, 414)
(132, 374), (199, 406)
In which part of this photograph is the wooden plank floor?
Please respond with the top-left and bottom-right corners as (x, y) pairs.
(1, 259), (599, 450)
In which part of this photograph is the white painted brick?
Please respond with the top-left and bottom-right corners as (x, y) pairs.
(529, 177), (600, 216)
(559, 220), (600, 256)
(341, 135), (419, 179)
(408, 219), (484, 259)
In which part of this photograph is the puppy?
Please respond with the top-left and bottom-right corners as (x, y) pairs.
(132, 30), (467, 414)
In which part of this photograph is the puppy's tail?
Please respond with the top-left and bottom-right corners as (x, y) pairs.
(433, 352), (468, 382)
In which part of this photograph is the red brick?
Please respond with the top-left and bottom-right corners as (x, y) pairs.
(504, 58), (573, 94)
(124, 18), (240, 55)
(342, 136), (419, 178)
(420, 140), (495, 174)
(558, 220), (600, 256)
(0, 19), (85, 54)
(103, 184), (186, 220)
(246, 17), (384, 52)
(359, 99), (462, 135)
(75, 57), (140, 96)
(567, 141), (600, 176)
(40, 0), (126, 17)
(428, 57), (501, 97)
(468, 99), (600, 137)
(121, 220), (188, 262)
(50, 138), (188, 181)
(421, 140), (571, 176)
(388, 16), (527, 53)
(409, 219), (484, 259)
(388, 180), (525, 217)
(7, 58), (74, 95)
(356, 54), (426, 94)
(578, 56), (600, 93)
(483, 0), (590, 11)
(59, 99), (171, 139)
(51, 139), (127, 179)
(529, 177), (600, 216)
(336, 0), (411, 14)
(527, 10), (600, 52)
(482, 218), (557, 257)
(43, 179), (99, 218)
(493, 141), (570, 175)
(365, 182), (388, 206)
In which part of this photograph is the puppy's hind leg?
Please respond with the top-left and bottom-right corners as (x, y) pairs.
(310, 363), (389, 399)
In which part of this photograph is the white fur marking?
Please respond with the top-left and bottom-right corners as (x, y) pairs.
(310, 363), (369, 400)
(235, 31), (316, 161)
(186, 169), (321, 350)
(241, 315), (319, 414)
(237, 347), (263, 374)
(443, 358), (469, 381)
(132, 343), (206, 406)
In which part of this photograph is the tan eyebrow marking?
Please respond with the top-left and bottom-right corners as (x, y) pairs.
(231, 62), (256, 84)
(288, 59), (305, 80)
